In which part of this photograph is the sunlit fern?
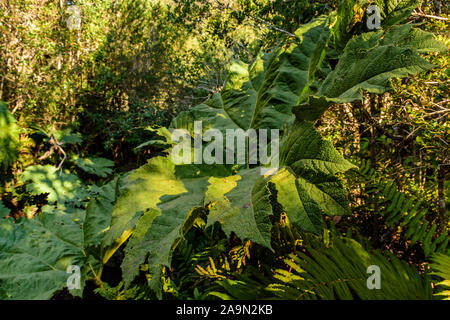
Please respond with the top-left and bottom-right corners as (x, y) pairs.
(431, 253), (450, 300)
(266, 235), (432, 300)
(354, 159), (449, 257)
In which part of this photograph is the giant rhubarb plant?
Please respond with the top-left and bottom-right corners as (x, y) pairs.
(0, 178), (120, 299)
(104, 1), (445, 295)
(0, 0), (446, 299)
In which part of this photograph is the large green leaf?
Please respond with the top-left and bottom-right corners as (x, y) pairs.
(110, 19), (360, 292)
(75, 157), (115, 178)
(19, 165), (88, 205)
(171, 18), (330, 134)
(109, 157), (226, 286)
(0, 102), (19, 168)
(84, 178), (121, 249)
(374, 0), (421, 27)
(279, 122), (356, 176)
(431, 254), (450, 300)
(115, 122), (355, 290)
(294, 24), (447, 121)
(103, 157), (228, 247)
(118, 162), (274, 289)
(205, 168), (274, 249)
(204, 121), (355, 238)
(267, 235), (432, 300)
(269, 122), (355, 234)
(0, 179), (119, 300)
(0, 200), (11, 219)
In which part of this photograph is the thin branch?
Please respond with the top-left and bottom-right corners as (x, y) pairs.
(213, 0), (295, 37)
(48, 134), (67, 172)
(412, 11), (449, 21)
(246, 13), (296, 37)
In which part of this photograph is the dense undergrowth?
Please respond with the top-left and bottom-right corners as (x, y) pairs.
(0, 0), (449, 300)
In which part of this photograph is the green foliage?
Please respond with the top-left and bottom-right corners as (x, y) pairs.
(269, 121), (356, 234)
(210, 276), (271, 300)
(0, 0), (447, 301)
(431, 254), (450, 300)
(105, 121), (355, 294)
(112, 158), (219, 290)
(374, 0), (421, 27)
(96, 0), (445, 298)
(267, 235), (432, 300)
(171, 17), (330, 133)
(357, 159), (449, 257)
(0, 0), (113, 126)
(94, 281), (152, 300)
(75, 157), (115, 178)
(18, 165), (87, 205)
(84, 177), (121, 249)
(295, 24), (447, 121)
(0, 207), (87, 299)
(0, 200), (11, 219)
(205, 168), (274, 249)
(134, 127), (173, 151)
(0, 177), (120, 300)
(0, 102), (19, 168)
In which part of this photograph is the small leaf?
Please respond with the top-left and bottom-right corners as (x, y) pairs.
(19, 165), (87, 204)
(0, 209), (87, 299)
(76, 157), (114, 177)
(0, 201), (11, 219)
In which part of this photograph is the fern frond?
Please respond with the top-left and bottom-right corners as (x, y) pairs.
(431, 254), (450, 300)
(355, 159), (449, 257)
(267, 236), (432, 300)
(211, 267), (273, 300)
